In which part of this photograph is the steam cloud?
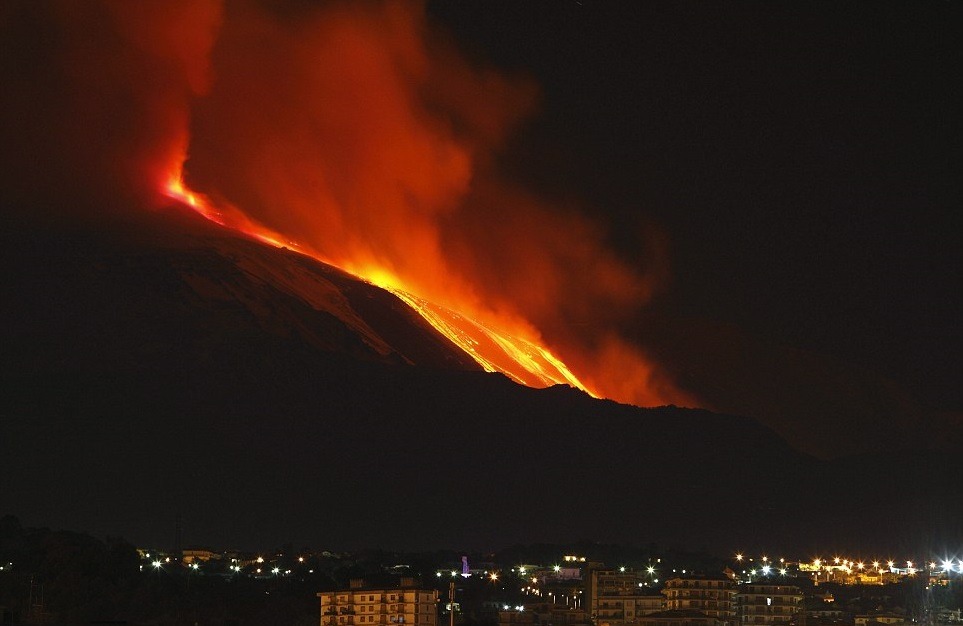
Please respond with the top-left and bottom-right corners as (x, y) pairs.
(1, 0), (694, 408)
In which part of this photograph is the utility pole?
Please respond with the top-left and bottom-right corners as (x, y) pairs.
(449, 581), (455, 626)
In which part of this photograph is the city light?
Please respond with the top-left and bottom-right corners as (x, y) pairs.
(490, 573), (499, 581)
(736, 554), (744, 561)
(152, 560), (162, 569)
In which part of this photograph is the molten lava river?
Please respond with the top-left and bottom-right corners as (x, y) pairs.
(165, 175), (594, 395)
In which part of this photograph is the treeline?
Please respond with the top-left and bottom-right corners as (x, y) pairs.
(0, 515), (316, 624)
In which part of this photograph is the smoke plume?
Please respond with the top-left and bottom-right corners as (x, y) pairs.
(1, 0), (694, 408)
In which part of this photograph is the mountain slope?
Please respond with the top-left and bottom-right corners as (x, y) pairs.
(1, 208), (959, 553)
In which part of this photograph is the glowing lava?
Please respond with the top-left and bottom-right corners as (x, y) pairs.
(165, 174), (300, 251)
(385, 287), (589, 389)
(164, 172), (595, 395)
(166, 172), (223, 226)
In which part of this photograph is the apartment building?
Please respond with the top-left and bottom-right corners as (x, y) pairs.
(319, 579), (438, 626)
(587, 569), (663, 626)
(663, 576), (737, 625)
(735, 584), (802, 626)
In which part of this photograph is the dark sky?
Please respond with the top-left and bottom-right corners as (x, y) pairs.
(430, 1), (962, 417)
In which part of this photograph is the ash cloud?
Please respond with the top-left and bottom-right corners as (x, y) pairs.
(0, 1), (222, 212)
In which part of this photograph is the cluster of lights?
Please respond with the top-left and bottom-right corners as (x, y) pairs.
(737, 552), (963, 578)
(135, 549), (325, 578)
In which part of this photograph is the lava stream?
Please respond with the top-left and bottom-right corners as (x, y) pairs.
(164, 175), (595, 395)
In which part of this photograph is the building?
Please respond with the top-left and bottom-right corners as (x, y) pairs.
(587, 569), (663, 626)
(639, 609), (726, 626)
(318, 579), (438, 626)
(663, 576), (737, 626)
(735, 583), (802, 626)
(854, 616), (907, 626)
(181, 548), (218, 564)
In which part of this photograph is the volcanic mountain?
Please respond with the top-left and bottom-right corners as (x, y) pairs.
(1, 207), (959, 553)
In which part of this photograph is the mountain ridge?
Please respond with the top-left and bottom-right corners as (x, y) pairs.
(1, 207), (960, 552)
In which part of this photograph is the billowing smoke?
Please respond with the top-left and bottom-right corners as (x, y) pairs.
(0, 1), (222, 212)
(1, 0), (694, 408)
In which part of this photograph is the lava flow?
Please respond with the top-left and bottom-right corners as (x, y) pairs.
(164, 173), (595, 394)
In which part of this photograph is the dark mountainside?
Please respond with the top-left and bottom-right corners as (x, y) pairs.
(1, 207), (960, 554)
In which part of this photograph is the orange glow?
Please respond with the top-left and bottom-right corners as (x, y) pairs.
(166, 171), (223, 226)
(386, 287), (591, 391)
(36, 0), (695, 409)
(163, 163), (595, 394)
(165, 163), (305, 252)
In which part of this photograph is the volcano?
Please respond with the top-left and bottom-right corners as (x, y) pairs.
(1, 206), (959, 552)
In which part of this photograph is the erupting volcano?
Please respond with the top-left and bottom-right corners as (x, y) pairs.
(105, 0), (695, 409)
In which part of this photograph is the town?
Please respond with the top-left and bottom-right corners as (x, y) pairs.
(141, 546), (963, 626)
(2, 512), (961, 624)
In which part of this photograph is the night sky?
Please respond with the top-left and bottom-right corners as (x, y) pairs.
(430, 1), (962, 452)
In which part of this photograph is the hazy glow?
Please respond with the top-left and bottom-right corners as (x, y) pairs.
(166, 1), (695, 409)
